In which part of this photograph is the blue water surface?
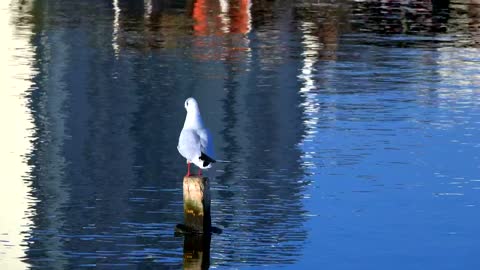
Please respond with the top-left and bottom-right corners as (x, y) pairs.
(1, 0), (479, 269)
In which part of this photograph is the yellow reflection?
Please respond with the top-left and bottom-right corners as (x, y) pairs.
(0, 1), (35, 269)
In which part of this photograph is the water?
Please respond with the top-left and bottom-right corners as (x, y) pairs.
(1, 0), (479, 269)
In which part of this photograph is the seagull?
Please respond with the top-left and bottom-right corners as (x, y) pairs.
(177, 97), (216, 177)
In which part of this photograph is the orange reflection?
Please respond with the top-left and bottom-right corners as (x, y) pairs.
(229, 0), (251, 34)
(192, 0), (251, 61)
(193, 0), (222, 36)
(193, 0), (250, 36)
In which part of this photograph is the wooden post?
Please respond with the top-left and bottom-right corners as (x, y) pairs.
(175, 176), (220, 269)
(180, 176), (211, 233)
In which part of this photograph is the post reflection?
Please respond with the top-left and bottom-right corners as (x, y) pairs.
(183, 234), (211, 270)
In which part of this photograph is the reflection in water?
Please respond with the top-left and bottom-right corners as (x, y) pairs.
(351, 0), (480, 47)
(351, 0), (444, 34)
(212, 0), (308, 265)
(0, 1), (35, 269)
(14, 0), (309, 269)
(3, 0), (480, 269)
(192, 0), (251, 61)
(112, 0), (121, 57)
(183, 234), (211, 270)
(26, 10), (71, 269)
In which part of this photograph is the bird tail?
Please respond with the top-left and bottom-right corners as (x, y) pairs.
(199, 152), (216, 168)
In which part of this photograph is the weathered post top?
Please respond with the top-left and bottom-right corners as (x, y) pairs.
(178, 175), (211, 234)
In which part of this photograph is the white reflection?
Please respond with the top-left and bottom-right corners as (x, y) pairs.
(219, 0), (252, 35)
(145, 0), (153, 19)
(219, 0), (231, 33)
(298, 21), (320, 133)
(245, 0), (252, 34)
(242, 0), (252, 64)
(435, 47), (480, 108)
(0, 1), (34, 269)
(112, 0), (121, 57)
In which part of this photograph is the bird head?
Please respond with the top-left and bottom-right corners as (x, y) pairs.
(184, 97), (199, 113)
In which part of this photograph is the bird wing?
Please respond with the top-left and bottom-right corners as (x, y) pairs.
(196, 128), (214, 157)
(177, 129), (202, 161)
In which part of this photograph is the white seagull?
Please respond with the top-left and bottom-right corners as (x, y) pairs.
(177, 97), (216, 176)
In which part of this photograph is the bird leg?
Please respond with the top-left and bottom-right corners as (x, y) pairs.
(186, 162), (191, 177)
(198, 168), (202, 176)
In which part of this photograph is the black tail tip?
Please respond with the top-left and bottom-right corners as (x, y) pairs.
(200, 152), (216, 167)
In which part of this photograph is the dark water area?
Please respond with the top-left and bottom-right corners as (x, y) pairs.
(1, 0), (480, 269)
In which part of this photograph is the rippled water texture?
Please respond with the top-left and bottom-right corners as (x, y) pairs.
(1, 0), (480, 269)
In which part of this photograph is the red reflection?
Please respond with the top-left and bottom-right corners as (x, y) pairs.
(193, 0), (220, 36)
(192, 0), (251, 60)
(230, 0), (250, 34)
(192, 0), (250, 36)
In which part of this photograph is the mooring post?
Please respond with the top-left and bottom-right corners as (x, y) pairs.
(178, 175), (211, 233)
(175, 176), (219, 269)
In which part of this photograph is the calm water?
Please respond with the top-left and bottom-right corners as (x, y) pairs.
(1, 0), (480, 269)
